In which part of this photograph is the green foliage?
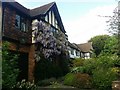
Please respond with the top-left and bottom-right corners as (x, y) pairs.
(102, 36), (118, 54)
(64, 73), (75, 86)
(83, 58), (96, 75)
(71, 58), (96, 75)
(13, 79), (36, 89)
(70, 54), (118, 89)
(2, 42), (19, 88)
(88, 35), (110, 56)
(64, 73), (92, 89)
(96, 54), (118, 68)
(34, 55), (69, 82)
(71, 58), (84, 67)
(92, 68), (117, 90)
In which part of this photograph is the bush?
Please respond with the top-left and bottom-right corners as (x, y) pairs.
(2, 42), (19, 88)
(64, 73), (75, 86)
(34, 52), (70, 82)
(12, 79), (36, 89)
(72, 58), (84, 67)
(73, 73), (92, 89)
(71, 58), (96, 75)
(64, 73), (92, 89)
(92, 68), (117, 90)
(82, 58), (96, 75)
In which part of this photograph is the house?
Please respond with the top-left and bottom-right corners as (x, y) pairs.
(77, 42), (93, 59)
(1, 1), (67, 81)
(68, 42), (80, 59)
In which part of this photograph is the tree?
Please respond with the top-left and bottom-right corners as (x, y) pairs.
(88, 35), (110, 56)
(106, 6), (118, 35)
(106, 2), (120, 56)
(102, 35), (118, 54)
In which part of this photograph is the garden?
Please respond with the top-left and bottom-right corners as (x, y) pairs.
(2, 8), (120, 89)
(2, 37), (120, 90)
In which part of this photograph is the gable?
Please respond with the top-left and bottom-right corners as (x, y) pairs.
(30, 2), (66, 33)
(30, 2), (54, 17)
(44, 10), (59, 29)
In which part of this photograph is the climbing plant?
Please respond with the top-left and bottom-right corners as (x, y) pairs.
(32, 20), (68, 61)
(32, 20), (69, 81)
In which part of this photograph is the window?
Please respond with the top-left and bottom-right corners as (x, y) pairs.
(55, 19), (58, 28)
(15, 14), (28, 32)
(52, 11), (55, 26)
(21, 18), (28, 32)
(76, 51), (80, 56)
(45, 15), (48, 22)
(49, 11), (52, 24)
(15, 15), (20, 29)
(71, 49), (74, 55)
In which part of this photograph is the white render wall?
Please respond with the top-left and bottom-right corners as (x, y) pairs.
(69, 47), (80, 59)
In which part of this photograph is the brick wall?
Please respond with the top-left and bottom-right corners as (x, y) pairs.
(3, 5), (32, 44)
(28, 44), (35, 82)
(3, 41), (35, 82)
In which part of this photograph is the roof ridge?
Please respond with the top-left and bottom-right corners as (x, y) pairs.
(30, 2), (55, 12)
(44, 2), (55, 14)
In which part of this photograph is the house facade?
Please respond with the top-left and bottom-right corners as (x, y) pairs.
(77, 42), (93, 59)
(2, 1), (67, 81)
(68, 42), (80, 59)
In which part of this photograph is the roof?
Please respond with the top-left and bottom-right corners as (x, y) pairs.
(2, 1), (66, 33)
(30, 2), (55, 17)
(68, 42), (80, 51)
(30, 2), (66, 33)
(2, 0), (30, 16)
(77, 42), (93, 53)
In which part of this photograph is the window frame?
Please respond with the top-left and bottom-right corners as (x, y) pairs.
(15, 14), (28, 32)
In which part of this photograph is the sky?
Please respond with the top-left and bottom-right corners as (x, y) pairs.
(16, 0), (118, 44)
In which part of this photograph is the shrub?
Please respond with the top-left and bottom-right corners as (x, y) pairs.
(71, 66), (85, 73)
(72, 58), (84, 67)
(2, 42), (19, 88)
(34, 52), (69, 82)
(92, 68), (117, 90)
(12, 79), (36, 89)
(73, 73), (92, 89)
(64, 73), (92, 89)
(71, 58), (96, 75)
(83, 58), (96, 75)
(64, 73), (75, 86)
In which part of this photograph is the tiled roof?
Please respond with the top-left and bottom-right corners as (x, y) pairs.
(77, 42), (93, 53)
(68, 42), (80, 51)
(30, 2), (55, 17)
(2, 0), (30, 16)
(2, 1), (66, 33)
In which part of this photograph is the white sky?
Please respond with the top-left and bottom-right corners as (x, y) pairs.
(17, 0), (118, 44)
(64, 4), (116, 44)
